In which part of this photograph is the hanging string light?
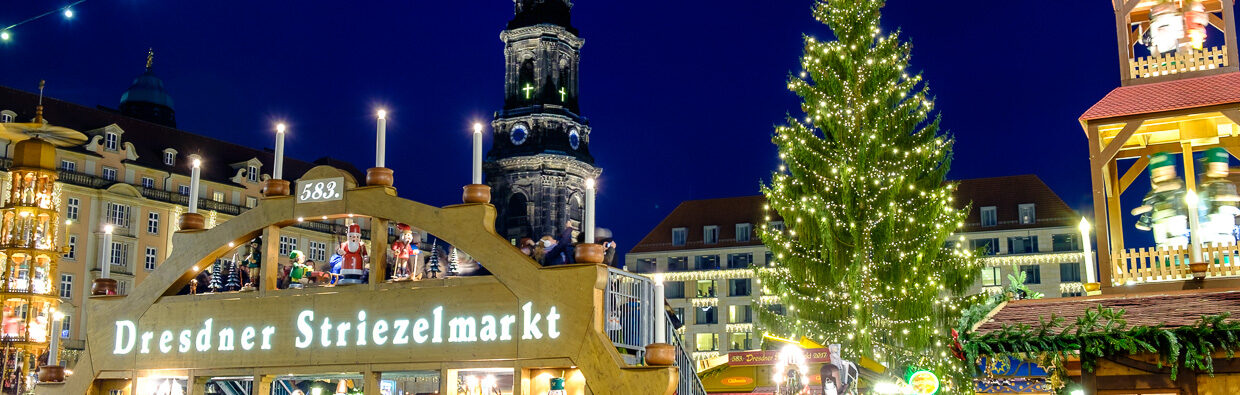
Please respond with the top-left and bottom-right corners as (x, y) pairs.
(1, 0), (89, 43)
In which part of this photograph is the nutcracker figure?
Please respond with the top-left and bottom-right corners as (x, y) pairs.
(288, 250), (311, 289)
(243, 237), (262, 288)
(338, 224), (368, 285)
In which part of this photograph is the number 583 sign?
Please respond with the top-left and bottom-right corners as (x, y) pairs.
(297, 177), (345, 203)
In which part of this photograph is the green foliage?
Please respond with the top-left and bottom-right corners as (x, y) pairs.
(756, 0), (980, 391)
(956, 271), (1045, 337)
(964, 306), (1240, 390)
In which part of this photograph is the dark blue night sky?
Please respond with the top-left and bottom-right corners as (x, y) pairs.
(0, 1), (1128, 252)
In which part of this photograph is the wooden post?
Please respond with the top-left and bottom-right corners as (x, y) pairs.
(1089, 125), (1115, 289)
(1107, 159), (1125, 252)
(1225, 0), (1239, 69)
(260, 225), (280, 295)
(253, 373), (272, 395)
(363, 370), (381, 395)
(1115, 1), (1133, 83)
(187, 375), (209, 395)
(369, 218), (388, 288)
(442, 369), (457, 395)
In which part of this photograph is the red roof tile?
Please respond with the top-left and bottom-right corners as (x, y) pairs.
(1080, 72), (1240, 122)
(975, 289), (1240, 334)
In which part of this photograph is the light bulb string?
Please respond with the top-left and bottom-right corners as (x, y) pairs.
(3, 0), (88, 33)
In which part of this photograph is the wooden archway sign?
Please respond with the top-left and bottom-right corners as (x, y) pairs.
(42, 166), (675, 395)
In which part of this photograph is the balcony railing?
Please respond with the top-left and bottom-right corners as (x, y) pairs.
(603, 267), (707, 394)
(1130, 46), (1228, 80)
(1112, 242), (1240, 285)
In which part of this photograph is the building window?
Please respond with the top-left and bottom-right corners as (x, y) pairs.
(147, 212), (159, 234)
(65, 235), (77, 260)
(1008, 236), (1039, 254)
(769, 221), (785, 232)
(59, 160), (75, 172)
(703, 225), (719, 244)
(309, 241), (327, 262)
(279, 236), (298, 256)
(671, 227), (687, 246)
(727, 253), (752, 269)
(1018, 203), (1036, 225)
(141, 177), (155, 189)
(61, 315), (71, 339)
(105, 203), (131, 228)
(767, 304), (786, 316)
(672, 308), (685, 325)
(765, 251), (774, 267)
(1052, 234), (1080, 252)
(729, 305), (753, 324)
(971, 238), (1000, 255)
(980, 266), (1001, 287)
(117, 281), (127, 296)
(1060, 262), (1082, 282)
(730, 332), (753, 351)
(695, 307), (718, 325)
(735, 223), (751, 242)
(667, 256), (688, 271)
(246, 197), (258, 208)
(0, 113), (10, 123)
(695, 280), (716, 297)
(695, 255), (720, 270)
(695, 332), (719, 351)
(164, 151), (175, 166)
(1020, 265), (1041, 284)
(145, 247), (157, 271)
(981, 206), (997, 227)
(213, 191), (225, 202)
(102, 167), (117, 181)
(664, 281), (686, 299)
(109, 242), (131, 270)
(66, 197), (79, 220)
(59, 274), (72, 298)
(104, 132), (118, 151)
(247, 165), (259, 182)
(728, 279), (751, 296)
(633, 258), (657, 273)
(178, 185), (190, 196)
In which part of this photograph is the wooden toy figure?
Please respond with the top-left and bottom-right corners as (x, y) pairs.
(288, 250), (310, 289)
(1199, 148), (1240, 244)
(390, 224), (422, 280)
(338, 224), (368, 285)
(1132, 153), (1189, 248)
(243, 237), (262, 288)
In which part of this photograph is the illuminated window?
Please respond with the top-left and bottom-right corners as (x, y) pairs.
(728, 305), (752, 324)
(980, 267), (1001, 287)
(1019, 203), (1036, 225)
(695, 333), (719, 351)
(213, 191), (224, 202)
(729, 332), (753, 350)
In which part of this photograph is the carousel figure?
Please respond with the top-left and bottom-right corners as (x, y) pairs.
(1132, 153), (1189, 248)
(338, 224), (368, 285)
(243, 237), (263, 288)
(1199, 148), (1240, 244)
(288, 250), (311, 289)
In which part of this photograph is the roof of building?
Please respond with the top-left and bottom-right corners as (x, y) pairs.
(119, 69), (175, 110)
(1080, 72), (1240, 122)
(629, 195), (771, 254)
(0, 85), (364, 185)
(974, 289), (1240, 335)
(954, 174), (1079, 232)
(628, 174), (1078, 254)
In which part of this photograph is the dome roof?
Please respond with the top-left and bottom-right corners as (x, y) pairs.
(120, 69), (175, 110)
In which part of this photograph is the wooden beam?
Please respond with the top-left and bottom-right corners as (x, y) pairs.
(1226, 0), (1239, 68)
(1108, 161), (1125, 252)
(1220, 108), (1240, 127)
(1210, 12), (1226, 31)
(1089, 125), (1115, 290)
(1119, 155), (1150, 194)
(1121, 0), (1142, 16)
(1099, 121), (1145, 168)
(1116, 135), (1240, 160)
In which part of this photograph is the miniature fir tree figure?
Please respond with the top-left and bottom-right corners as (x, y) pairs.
(757, 0), (979, 389)
(208, 257), (225, 292)
(426, 240), (441, 279)
(223, 258), (241, 291)
(447, 247), (459, 276)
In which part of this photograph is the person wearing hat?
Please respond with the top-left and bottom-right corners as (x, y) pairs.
(390, 223), (423, 280)
(338, 224), (368, 285)
(288, 250), (311, 289)
(1200, 147), (1240, 244)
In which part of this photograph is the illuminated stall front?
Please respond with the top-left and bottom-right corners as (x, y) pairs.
(36, 166), (680, 395)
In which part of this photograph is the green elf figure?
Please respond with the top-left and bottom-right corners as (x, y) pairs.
(244, 237), (263, 288)
(288, 250), (311, 289)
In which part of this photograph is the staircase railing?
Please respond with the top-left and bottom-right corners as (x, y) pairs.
(604, 267), (707, 394)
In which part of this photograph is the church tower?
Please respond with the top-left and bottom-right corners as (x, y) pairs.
(486, 0), (600, 242)
(119, 50), (176, 128)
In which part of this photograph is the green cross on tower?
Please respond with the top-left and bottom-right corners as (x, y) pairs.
(523, 84), (535, 99)
(559, 87), (567, 102)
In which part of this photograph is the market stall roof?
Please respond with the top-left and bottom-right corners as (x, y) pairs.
(974, 288), (1240, 335)
(1080, 72), (1240, 122)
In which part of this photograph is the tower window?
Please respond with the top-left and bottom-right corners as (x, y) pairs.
(104, 132), (118, 151)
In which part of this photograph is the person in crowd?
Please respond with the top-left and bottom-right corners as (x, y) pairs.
(600, 238), (619, 268)
(534, 235), (554, 264)
(517, 237), (535, 258)
(545, 221), (575, 266)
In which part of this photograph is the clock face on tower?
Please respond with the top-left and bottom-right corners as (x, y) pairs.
(568, 128), (580, 150)
(511, 124), (529, 145)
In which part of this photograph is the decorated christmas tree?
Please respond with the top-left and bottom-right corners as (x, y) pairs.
(224, 259), (241, 291)
(426, 240), (441, 279)
(209, 259), (224, 292)
(757, 0), (979, 389)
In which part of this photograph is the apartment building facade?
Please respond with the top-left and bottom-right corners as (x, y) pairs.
(626, 174), (1092, 360)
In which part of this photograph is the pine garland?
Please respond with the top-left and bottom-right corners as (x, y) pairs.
(757, 0), (980, 390)
(964, 306), (1240, 391)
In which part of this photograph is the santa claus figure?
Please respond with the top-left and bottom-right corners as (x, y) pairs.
(390, 224), (422, 281)
(338, 224), (368, 285)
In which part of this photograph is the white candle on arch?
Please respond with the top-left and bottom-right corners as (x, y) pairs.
(585, 178), (596, 243)
(188, 158), (201, 214)
(274, 123), (286, 180)
(101, 224), (114, 279)
(48, 309), (63, 365)
(472, 123), (484, 185)
(653, 273), (666, 343)
(376, 110), (387, 168)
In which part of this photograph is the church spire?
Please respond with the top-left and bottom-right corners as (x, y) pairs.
(145, 48), (154, 71)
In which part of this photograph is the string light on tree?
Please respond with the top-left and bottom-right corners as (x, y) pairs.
(756, 0), (979, 391)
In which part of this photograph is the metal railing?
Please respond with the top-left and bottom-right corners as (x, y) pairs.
(604, 267), (707, 394)
(605, 268), (654, 358)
